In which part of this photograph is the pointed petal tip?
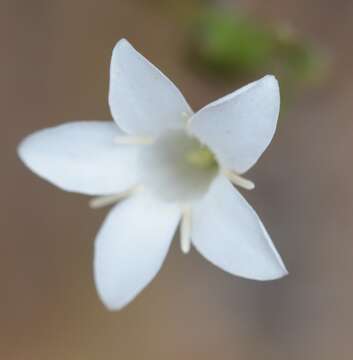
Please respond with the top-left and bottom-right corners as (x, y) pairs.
(96, 289), (131, 311)
(262, 74), (279, 88)
(232, 263), (288, 282)
(17, 136), (28, 162)
(95, 292), (125, 312)
(264, 74), (277, 80)
(17, 132), (40, 161)
(280, 264), (289, 278)
(94, 261), (136, 311)
(271, 267), (289, 280)
(112, 39), (139, 60)
(17, 133), (40, 172)
(113, 38), (131, 52)
(256, 262), (289, 281)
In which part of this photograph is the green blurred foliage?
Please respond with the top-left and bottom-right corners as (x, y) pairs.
(189, 10), (274, 75)
(188, 7), (328, 91)
(274, 25), (328, 84)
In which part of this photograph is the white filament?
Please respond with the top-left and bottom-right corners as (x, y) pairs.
(180, 207), (192, 254)
(114, 135), (154, 145)
(89, 186), (143, 208)
(224, 170), (255, 190)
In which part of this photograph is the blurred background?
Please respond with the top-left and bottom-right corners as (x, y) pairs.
(2, 0), (353, 359)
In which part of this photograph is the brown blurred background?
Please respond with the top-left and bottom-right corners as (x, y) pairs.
(2, 0), (353, 359)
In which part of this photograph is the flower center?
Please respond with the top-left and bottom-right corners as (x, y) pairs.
(185, 146), (217, 169)
(138, 130), (219, 203)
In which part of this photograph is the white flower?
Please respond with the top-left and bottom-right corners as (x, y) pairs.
(18, 39), (288, 310)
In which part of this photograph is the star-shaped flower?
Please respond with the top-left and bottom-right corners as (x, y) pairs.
(18, 39), (288, 310)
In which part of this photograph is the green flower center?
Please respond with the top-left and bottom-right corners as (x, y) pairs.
(185, 146), (217, 169)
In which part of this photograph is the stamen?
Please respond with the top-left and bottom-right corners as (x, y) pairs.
(224, 170), (255, 190)
(114, 135), (154, 145)
(181, 111), (192, 130)
(180, 207), (192, 254)
(89, 186), (143, 209)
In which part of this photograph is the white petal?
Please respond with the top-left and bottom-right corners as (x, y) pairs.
(94, 191), (181, 310)
(18, 121), (140, 195)
(189, 75), (280, 173)
(191, 176), (287, 280)
(109, 39), (192, 136)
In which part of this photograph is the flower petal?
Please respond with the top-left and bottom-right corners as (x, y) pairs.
(109, 39), (193, 136)
(189, 75), (280, 173)
(191, 176), (287, 280)
(94, 191), (181, 310)
(18, 121), (140, 195)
